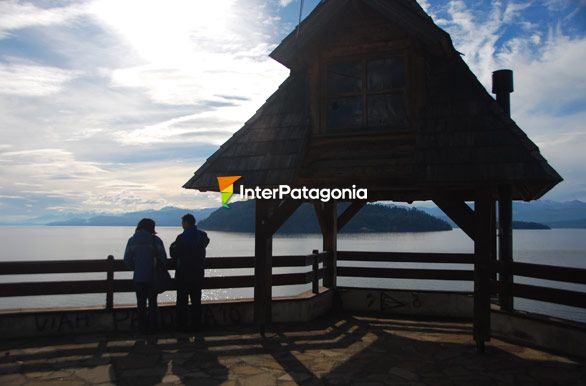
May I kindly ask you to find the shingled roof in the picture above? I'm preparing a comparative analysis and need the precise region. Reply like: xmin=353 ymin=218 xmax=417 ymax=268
xmin=184 ymin=0 xmax=562 ymax=201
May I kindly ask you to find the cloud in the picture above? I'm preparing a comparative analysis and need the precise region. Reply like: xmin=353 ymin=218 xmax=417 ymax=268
xmin=279 ymin=0 xmax=296 ymax=7
xmin=89 ymin=0 xmax=287 ymax=102
xmin=0 ymin=60 xmax=79 ymax=96
xmin=114 ymin=110 xmax=250 ymax=146
xmin=418 ymin=0 xmax=432 ymax=12
xmin=0 ymin=0 xmax=88 ymax=39
xmin=0 ymin=148 xmax=106 ymax=183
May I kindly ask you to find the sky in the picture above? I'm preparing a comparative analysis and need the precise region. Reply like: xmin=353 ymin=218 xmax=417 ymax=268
xmin=0 ymin=0 xmax=584 ymax=223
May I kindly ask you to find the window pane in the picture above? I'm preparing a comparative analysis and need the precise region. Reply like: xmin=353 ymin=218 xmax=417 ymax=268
xmin=327 ymin=62 xmax=362 ymax=95
xmin=367 ymin=94 xmax=407 ymax=127
xmin=327 ymin=96 xmax=363 ymax=129
xmin=367 ymin=57 xmax=405 ymax=91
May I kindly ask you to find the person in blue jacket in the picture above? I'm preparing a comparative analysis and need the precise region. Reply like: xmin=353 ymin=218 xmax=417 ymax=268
xmin=170 ymin=214 xmax=209 ymax=331
xmin=124 ymin=218 xmax=167 ymax=334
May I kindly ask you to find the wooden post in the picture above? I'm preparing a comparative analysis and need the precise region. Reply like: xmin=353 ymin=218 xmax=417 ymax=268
xmin=322 ymin=201 xmax=338 ymax=288
xmin=254 ymin=199 xmax=273 ymax=333
xmin=474 ymin=192 xmax=493 ymax=352
xmin=498 ymin=185 xmax=514 ymax=311
xmin=312 ymin=249 xmax=319 ymax=294
xmin=106 ymin=255 xmax=114 ymax=311
xmin=490 ymin=199 xmax=498 ymax=295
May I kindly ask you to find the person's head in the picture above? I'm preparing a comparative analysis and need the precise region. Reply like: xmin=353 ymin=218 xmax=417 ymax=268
xmin=136 ymin=218 xmax=156 ymax=234
xmin=182 ymin=213 xmax=196 ymax=229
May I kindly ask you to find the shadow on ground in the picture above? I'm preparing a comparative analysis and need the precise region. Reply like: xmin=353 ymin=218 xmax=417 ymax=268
xmin=0 ymin=313 xmax=584 ymax=385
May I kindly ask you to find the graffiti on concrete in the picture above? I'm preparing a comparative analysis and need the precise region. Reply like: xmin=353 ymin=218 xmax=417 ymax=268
xmin=30 ymin=304 xmax=245 ymax=334
xmin=364 ymin=291 xmax=423 ymax=312
xmin=380 ymin=292 xmax=406 ymax=311
xmin=411 ymin=292 xmax=422 ymax=308
xmin=112 ymin=308 xmax=175 ymax=331
xmin=35 ymin=312 xmax=91 ymax=333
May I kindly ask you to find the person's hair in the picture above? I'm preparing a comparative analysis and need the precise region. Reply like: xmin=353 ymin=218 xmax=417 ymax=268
xmin=182 ymin=213 xmax=196 ymax=226
xmin=136 ymin=218 xmax=156 ymax=234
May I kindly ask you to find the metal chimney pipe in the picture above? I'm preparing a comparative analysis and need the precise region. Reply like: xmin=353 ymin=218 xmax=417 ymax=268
xmin=493 ymin=69 xmax=515 ymax=312
xmin=492 ymin=69 xmax=514 ymax=117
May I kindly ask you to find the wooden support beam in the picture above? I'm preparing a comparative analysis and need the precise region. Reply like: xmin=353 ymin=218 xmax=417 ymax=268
xmin=266 ymin=198 xmax=302 ymax=236
xmin=254 ymin=198 xmax=301 ymax=334
xmin=434 ymin=199 xmax=476 ymax=239
xmin=317 ymin=201 xmax=338 ymax=288
xmin=498 ymin=185 xmax=514 ymax=311
xmin=254 ymin=199 xmax=274 ymax=332
xmin=313 ymin=201 xmax=326 ymax=235
xmin=337 ymin=200 xmax=366 ymax=231
xmin=473 ymin=191 xmax=494 ymax=352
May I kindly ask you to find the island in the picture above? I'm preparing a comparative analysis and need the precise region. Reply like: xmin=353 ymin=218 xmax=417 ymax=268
xmin=512 ymin=221 xmax=551 ymax=230
xmin=199 ymin=200 xmax=452 ymax=234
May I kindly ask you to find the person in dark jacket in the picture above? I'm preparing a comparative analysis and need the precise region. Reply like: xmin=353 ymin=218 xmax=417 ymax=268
xmin=170 ymin=214 xmax=209 ymax=331
xmin=124 ymin=218 xmax=167 ymax=334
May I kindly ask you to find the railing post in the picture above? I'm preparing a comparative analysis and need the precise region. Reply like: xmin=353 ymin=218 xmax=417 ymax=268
xmin=106 ymin=255 xmax=114 ymax=311
xmin=312 ymin=249 xmax=319 ymax=294
xmin=498 ymin=185 xmax=514 ymax=311
xmin=322 ymin=201 xmax=338 ymax=288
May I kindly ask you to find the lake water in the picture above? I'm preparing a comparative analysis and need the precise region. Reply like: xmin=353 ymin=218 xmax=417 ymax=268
xmin=0 ymin=226 xmax=585 ymax=323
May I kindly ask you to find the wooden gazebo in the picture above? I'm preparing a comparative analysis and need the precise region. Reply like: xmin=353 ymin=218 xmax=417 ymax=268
xmin=184 ymin=0 xmax=561 ymax=350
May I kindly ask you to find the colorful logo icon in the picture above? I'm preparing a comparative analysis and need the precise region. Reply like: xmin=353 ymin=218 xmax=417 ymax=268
xmin=217 ymin=176 xmax=241 ymax=208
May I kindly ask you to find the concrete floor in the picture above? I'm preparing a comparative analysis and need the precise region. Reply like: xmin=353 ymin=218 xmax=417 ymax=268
xmin=0 ymin=313 xmax=584 ymax=385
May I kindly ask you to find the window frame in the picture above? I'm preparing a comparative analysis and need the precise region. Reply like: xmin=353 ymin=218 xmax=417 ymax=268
xmin=320 ymin=51 xmax=412 ymax=135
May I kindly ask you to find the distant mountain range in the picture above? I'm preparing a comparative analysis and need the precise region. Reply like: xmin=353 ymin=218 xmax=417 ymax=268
xmin=6 ymin=199 xmax=584 ymax=230
xmin=200 ymin=200 xmax=452 ymax=233
xmin=417 ymin=199 xmax=586 ymax=229
xmin=47 ymin=207 xmax=215 ymax=227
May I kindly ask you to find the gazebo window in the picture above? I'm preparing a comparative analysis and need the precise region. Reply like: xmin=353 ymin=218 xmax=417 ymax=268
xmin=325 ymin=56 xmax=407 ymax=132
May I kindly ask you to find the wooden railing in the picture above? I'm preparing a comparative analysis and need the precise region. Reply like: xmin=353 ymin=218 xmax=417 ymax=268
xmin=494 ymin=261 xmax=586 ymax=310
xmin=336 ymin=250 xmax=586 ymax=315
xmin=0 ymin=252 xmax=329 ymax=310
xmin=2 ymin=250 xmax=585 ymax=317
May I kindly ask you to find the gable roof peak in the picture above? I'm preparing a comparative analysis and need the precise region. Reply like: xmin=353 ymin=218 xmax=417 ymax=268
xmin=270 ymin=0 xmax=453 ymax=68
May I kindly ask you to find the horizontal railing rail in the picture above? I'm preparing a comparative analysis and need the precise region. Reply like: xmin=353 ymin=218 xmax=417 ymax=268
xmin=496 ymin=261 xmax=586 ymax=285
xmin=0 ymin=252 xmax=330 ymax=309
xmin=494 ymin=261 xmax=586 ymax=310
xmin=0 ymin=254 xmax=328 ymax=275
xmin=337 ymin=267 xmax=473 ymax=281
xmin=508 ymin=283 xmax=586 ymax=309
xmin=0 ymin=271 xmax=328 ymax=297
xmin=337 ymin=251 xmax=474 ymax=282
xmin=337 ymin=251 xmax=474 ymax=264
